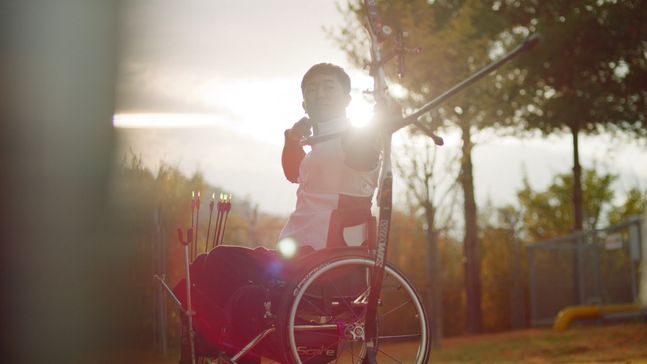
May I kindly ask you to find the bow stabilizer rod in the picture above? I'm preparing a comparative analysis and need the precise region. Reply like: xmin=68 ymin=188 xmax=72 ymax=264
xmin=393 ymin=33 xmax=542 ymax=133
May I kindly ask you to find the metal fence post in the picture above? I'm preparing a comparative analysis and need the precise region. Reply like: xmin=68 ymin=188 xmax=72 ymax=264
xmin=628 ymin=218 xmax=641 ymax=303
xmin=528 ymin=247 xmax=537 ymax=325
xmin=640 ymin=210 xmax=647 ymax=306
xmin=528 ymin=216 xmax=645 ymax=326
xmin=575 ymin=233 xmax=584 ymax=305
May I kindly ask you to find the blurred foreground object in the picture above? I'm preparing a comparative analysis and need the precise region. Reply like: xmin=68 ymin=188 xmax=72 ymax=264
xmin=1 ymin=1 xmax=120 ymax=362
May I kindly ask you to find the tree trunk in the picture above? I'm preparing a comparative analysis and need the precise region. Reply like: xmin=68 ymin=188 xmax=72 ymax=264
xmin=424 ymin=204 xmax=443 ymax=348
xmin=508 ymin=231 xmax=525 ymax=329
xmin=460 ymin=122 xmax=482 ymax=334
xmin=571 ymin=123 xmax=583 ymax=304
xmin=572 ymin=124 xmax=583 ymax=232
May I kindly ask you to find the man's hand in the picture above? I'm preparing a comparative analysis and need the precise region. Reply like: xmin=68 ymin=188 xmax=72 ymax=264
xmin=374 ymin=96 xmax=402 ymax=123
xmin=286 ymin=117 xmax=312 ymax=142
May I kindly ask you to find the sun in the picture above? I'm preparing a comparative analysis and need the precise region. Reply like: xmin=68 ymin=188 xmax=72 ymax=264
xmin=347 ymin=93 xmax=375 ymax=128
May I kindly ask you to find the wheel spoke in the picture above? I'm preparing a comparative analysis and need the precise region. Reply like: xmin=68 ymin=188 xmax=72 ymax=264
xmin=377 ymin=333 xmax=422 ymax=342
xmin=335 ymin=337 xmax=368 ymax=362
xmin=378 ymin=297 xmax=413 ymax=320
xmin=376 ymin=345 xmax=405 ymax=364
xmin=298 ymin=294 xmax=330 ymax=318
xmin=329 ymin=280 xmax=364 ymax=321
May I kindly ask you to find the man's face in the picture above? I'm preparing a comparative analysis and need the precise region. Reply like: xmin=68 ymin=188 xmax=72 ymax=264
xmin=302 ymin=73 xmax=350 ymax=123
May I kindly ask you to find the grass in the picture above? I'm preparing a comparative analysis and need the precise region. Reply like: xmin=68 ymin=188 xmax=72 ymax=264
xmin=109 ymin=322 xmax=647 ymax=363
xmin=430 ymin=322 xmax=647 ymax=363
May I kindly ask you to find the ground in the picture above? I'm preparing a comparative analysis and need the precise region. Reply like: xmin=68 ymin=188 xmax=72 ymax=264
xmin=107 ymin=321 xmax=647 ymax=363
xmin=429 ymin=322 xmax=647 ymax=363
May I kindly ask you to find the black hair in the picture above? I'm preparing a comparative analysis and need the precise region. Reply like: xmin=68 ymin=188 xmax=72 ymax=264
xmin=300 ymin=63 xmax=351 ymax=94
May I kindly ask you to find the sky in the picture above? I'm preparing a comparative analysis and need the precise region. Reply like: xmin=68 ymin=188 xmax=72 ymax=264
xmin=114 ymin=0 xmax=647 ymax=216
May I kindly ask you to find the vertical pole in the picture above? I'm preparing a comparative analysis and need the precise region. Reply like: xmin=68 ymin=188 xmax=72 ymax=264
xmin=572 ymin=125 xmax=583 ymax=232
xmin=184 ymin=229 xmax=196 ymax=364
xmin=571 ymin=125 xmax=583 ymax=306
xmin=528 ymin=247 xmax=537 ymax=326
xmin=212 ymin=194 xmax=224 ymax=250
xmin=592 ymin=231 xmax=603 ymax=304
xmin=427 ymin=228 xmax=442 ymax=348
xmin=509 ymin=232 xmax=524 ymax=329
xmin=190 ymin=192 xmax=195 ymax=259
xmin=575 ymin=234 xmax=585 ymax=305
xmin=152 ymin=210 xmax=160 ymax=353
xmin=205 ymin=193 xmax=215 ymax=253
xmin=639 ymin=210 xmax=647 ymax=306
xmin=193 ymin=192 xmax=201 ymax=259
xmin=461 ymin=122 xmax=482 ymax=334
xmin=219 ymin=194 xmax=232 ymax=247
xmin=628 ymin=219 xmax=640 ymax=302
xmin=156 ymin=206 xmax=168 ymax=356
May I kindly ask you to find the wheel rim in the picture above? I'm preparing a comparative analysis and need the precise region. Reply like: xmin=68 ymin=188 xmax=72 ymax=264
xmin=286 ymin=257 xmax=430 ymax=364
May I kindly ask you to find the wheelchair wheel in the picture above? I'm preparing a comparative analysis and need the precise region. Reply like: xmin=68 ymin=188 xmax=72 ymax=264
xmin=279 ymin=255 xmax=431 ymax=364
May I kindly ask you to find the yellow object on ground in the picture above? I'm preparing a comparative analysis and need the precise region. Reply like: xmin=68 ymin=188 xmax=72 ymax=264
xmin=553 ymin=304 xmax=644 ymax=331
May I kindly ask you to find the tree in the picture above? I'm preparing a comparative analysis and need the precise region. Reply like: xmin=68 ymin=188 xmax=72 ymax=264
xmin=334 ymin=0 xmax=517 ymax=334
xmin=386 ymin=209 xmax=468 ymax=337
xmin=477 ymin=168 xmax=642 ymax=331
xmin=394 ymin=132 xmax=460 ymax=347
xmin=477 ymin=199 xmax=529 ymax=331
xmin=335 ymin=0 xmax=647 ymax=335
xmin=496 ymin=0 xmax=647 ymax=232
xmin=516 ymin=167 xmax=617 ymax=242
xmin=607 ymin=187 xmax=647 ymax=225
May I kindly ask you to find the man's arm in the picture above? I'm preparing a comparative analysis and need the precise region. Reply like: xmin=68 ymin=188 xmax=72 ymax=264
xmin=342 ymin=125 xmax=380 ymax=171
xmin=282 ymin=131 xmax=305 ymax=183
xmin=342 ymin=97 xmax=400 ymax=171
xmin=282 ymin=118 xmax=310 ymax=183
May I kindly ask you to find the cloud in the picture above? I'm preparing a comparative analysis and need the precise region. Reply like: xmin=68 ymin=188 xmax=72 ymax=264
xmin=115 ymin=0 xmax=349 ymax=114
xmin=115 ymin=61 xmax=243 ymax=117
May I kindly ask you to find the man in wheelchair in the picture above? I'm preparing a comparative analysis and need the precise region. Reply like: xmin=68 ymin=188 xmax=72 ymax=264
xmin=175 ymin=63 xmax=391 ymax=364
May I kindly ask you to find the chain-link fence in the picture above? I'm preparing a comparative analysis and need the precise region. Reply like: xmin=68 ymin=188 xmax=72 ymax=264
xmin=528 ymin=216 xmax=643 ymax=326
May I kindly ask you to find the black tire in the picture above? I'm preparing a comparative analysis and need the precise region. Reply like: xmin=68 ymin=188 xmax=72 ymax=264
xmin=277 ymin=254 xmax=431 ymax=364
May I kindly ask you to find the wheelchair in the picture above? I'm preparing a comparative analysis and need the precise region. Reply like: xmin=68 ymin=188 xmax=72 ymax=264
xmin=165 ymin=212 xmax=432 ymax=364
xmin=275 ymin=248 xmax=431 ymax=364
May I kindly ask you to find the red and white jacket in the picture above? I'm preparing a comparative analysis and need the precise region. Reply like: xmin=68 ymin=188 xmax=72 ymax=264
xmin=279 ymin=118 xmax=380 ymax=250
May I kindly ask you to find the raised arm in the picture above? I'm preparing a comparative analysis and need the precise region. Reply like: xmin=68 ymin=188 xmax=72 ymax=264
xmin=281 ymin=118 xmax=310 ymax=183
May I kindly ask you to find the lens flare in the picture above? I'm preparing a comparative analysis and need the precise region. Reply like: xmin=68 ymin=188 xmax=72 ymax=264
xmin=278 ymin=238 xmax=297 ymax=258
